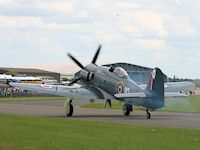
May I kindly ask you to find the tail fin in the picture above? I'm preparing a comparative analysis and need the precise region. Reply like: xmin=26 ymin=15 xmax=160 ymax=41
xmin=146 ymin=68 xmax=164 ymax=98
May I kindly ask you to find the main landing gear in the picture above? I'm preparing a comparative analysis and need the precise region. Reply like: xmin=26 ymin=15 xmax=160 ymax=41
xmin=64 ymin=98 xmax=73 ymax=117
xmin=146 ymin=109 xmax=151 ymax=119
xmin=122 ymin=103 xmax=152 ymax=119
xmin=122 ymin=103 xmax=133 ymax=116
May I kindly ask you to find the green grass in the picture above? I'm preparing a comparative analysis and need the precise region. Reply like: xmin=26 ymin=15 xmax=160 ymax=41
xmin=0 ymin=114 xmax=199 ymax=150
xmin=82 ymin=96 xmax=200 ymax=113
xmin=0 ymin=96 xmax=66 ymax=102
xmin=162 ymin=96 xmax=200 ymax=113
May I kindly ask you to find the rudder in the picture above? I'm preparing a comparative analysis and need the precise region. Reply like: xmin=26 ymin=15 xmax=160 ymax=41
xmin=146 ymin=68 xmax=164 ymax=99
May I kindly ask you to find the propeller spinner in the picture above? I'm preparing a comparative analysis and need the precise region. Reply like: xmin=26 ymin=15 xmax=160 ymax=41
xmin=67 ymin=45 xmax=102 ymax=85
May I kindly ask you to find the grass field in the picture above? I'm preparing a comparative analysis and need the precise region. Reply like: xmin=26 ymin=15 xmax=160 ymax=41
xmin=0 ymin=96 xmax=66 ymax=102
xmin=82 ymin=96 xmax=200 ymax=113
xmin=0 ymin=114 xmax=199 ymax=150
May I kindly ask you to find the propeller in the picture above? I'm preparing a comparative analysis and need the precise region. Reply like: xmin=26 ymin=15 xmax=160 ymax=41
xmin=67 ymin=45 xmax=102 ymax=85
xmin=92 ymin=45 xmax=101 ymax=64
xmin=67 ymin=77 xmax=81 ymax=86
xmin=67 ymin=53 xmax=84 ymax=69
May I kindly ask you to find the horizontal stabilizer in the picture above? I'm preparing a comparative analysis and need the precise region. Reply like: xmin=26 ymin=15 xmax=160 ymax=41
xmin=164 ymin=92 xmax=187 ymax=98
xmin=114 ymin=93 xmax=146 ymax=98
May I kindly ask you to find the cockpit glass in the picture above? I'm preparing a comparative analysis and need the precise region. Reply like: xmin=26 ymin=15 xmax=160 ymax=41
xmin=113 ymin=67 xmax=128 ymax=78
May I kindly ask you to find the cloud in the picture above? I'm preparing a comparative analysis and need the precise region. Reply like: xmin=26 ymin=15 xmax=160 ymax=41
xmin=0 ymin=0 xmax=10 ymax=5
xmin=116 ymin=2 xmax=139 ymax=9
xmin=153 ymin=49 xmax=177 ymax=62
xmin=0 ymin=15 xmax=42 ymax=29
xmin=163 ymin=14 xmax=197 ymax=37
xmin=133 ymin=11 xmax=167 ymax=38
xmin=0 ymin=15 xmax=92 ymax=31
xmin=0 ymin=0 xmax=200 ymax=78
xmin=37 ymin=2 xmax=73 ymax=13
xmin=133 ymin=39 xmax=166 ymax=49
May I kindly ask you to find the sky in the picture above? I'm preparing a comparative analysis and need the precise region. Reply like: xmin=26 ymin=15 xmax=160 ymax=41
xmin=0 ymin=0 xmax=200 ymax=79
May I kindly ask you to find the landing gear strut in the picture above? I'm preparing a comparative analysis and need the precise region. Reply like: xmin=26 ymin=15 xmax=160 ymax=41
xmin=64 ymin=98 xmax=73 ymax=117
xmin=104 ymin=99 xmax=112 ymax=108
xmin=123 ymin=103 xmax=133 ymax=116
xmin=146 ymin=109 xmax=151 ymax=119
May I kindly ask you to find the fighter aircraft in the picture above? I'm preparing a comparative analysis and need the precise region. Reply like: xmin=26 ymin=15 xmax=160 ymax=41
xmin=9 ymin=45 xmax=186 ymax=119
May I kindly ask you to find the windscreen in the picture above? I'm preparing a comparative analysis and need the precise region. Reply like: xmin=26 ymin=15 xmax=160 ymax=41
xmin=113 ymin=67 xmax=128 ymax=78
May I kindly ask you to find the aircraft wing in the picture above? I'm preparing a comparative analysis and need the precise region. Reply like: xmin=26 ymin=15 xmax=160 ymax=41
xmin=0 ymin=83 xmax=10 ymax=88
xmin=114 ymin=93 xmax=146 ymax=98
xmin=9 ymin=82 xmax=114 ymax=100
xmin=114 ymin=92 xmax=187 ymax=99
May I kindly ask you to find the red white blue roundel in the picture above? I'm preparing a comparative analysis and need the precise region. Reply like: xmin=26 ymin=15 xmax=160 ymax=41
xmin=116 ymin=82 xmax=124 ymax=93
xmin=41 ymin=84 xmax=52 ymax=89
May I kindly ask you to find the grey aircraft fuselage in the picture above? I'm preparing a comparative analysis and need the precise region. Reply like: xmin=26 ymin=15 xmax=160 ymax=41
xmin=80 ymin=64 xmax=164 ymax=110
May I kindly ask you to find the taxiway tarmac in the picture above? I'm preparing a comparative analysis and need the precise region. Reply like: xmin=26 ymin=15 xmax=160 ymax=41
xmin=0 ymin=100 xmax=200 ymax=129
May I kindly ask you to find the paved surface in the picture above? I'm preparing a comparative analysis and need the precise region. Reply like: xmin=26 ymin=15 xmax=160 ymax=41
xmin=0 ymin=100 xmax=200 ymax=129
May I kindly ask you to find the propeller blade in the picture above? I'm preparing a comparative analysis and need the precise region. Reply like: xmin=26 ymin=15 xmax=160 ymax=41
xmin=68 ymin=77 xmax=81 ymax=86
xmin=92 ymin=45 xmax=101 ymax=64
xmin=67 ymin=53 xmax=84 ymax=69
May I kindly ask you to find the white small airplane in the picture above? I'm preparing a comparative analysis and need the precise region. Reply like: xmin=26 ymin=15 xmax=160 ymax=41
xmin=0 ymin=74 xmax=43 ymax=85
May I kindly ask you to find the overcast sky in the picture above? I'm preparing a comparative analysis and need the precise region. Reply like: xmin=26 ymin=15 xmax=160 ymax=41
xmin=0 ymin=0 xmax=199 ymax=78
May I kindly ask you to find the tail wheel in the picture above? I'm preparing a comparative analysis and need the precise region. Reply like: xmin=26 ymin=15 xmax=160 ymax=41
xmin=123 ymin=104 xmax=132 ymax=116
xmin=64 ymin=100 xmax=74 ymax=117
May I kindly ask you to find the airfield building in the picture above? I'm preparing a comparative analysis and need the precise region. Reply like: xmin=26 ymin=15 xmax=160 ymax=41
xmin=103 ymin=63 xmax=168 ymax=84
xmin=0 ymin=67 xmax=60 ymax=83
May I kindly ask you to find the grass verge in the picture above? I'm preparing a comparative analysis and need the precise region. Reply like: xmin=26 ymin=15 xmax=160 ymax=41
xmin=0 ymin=114 xmax=199 ymax=150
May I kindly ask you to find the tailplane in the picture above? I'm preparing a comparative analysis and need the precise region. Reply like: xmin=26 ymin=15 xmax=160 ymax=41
xmin=146 ymin=68 xmax=164 ymax=107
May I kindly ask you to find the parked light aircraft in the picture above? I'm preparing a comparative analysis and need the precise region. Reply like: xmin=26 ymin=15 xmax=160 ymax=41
xmin=0 ymin=74 xmax=43 ymax=87
xmin=9 ymin=45 xmax=187 ymax=119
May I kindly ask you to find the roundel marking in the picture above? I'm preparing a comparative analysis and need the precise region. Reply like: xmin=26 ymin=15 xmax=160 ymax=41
xmin=116 ymin=81 xmax=124 ymax=93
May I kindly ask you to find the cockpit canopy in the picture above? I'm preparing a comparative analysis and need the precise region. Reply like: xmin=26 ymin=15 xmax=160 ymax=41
xmin=113 ymin=67 xmax=128 ymax=78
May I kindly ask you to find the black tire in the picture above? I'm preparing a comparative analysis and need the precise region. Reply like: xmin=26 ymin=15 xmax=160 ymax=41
xmin=123 ymin=104 xmax=132 ymax=116
xmin=66 ymin=104 xmax=73 ymax=117
xmin=146 ymin=112 xmax=151 ymax=119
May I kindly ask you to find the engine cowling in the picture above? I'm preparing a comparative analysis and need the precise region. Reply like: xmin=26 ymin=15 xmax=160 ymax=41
xmin=80 ymin=70 xmax=94 ymax=81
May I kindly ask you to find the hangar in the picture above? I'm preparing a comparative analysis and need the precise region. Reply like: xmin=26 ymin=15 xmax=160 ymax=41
xmin=103 ymin=63 xmax=168 ymax=84
xmin=0 ymin=67 xmax=60 ymax=83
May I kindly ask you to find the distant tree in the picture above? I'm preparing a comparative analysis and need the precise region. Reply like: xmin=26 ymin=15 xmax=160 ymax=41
xmin=5 ymin=71 xmax=17 ymax=76
xmin=168 ymin=76 xmax=193 ymax=82
xmin=62 ymin=77 xmax=70 ymax=81
xmin=193 ymin=79 xmax=200 ymax=87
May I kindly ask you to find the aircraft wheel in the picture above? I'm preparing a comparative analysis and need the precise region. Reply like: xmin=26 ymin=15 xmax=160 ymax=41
xmin=123 ymin=104 xmax=132 ymax=116
xmin=67 ymin=103 xmax=73 ymax=117
xmin=64 ymin=100 xmax=73 ymax=117
xmin=146 ymin=109 xmax=151 ymax=119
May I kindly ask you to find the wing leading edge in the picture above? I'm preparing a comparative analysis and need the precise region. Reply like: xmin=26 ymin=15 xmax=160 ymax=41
xmin=9 ymin=82 xmax=113 ymax=100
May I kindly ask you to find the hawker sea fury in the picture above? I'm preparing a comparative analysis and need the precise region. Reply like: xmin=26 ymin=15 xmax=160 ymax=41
xmin=9 ymin=45 xmax=187 ymax=119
